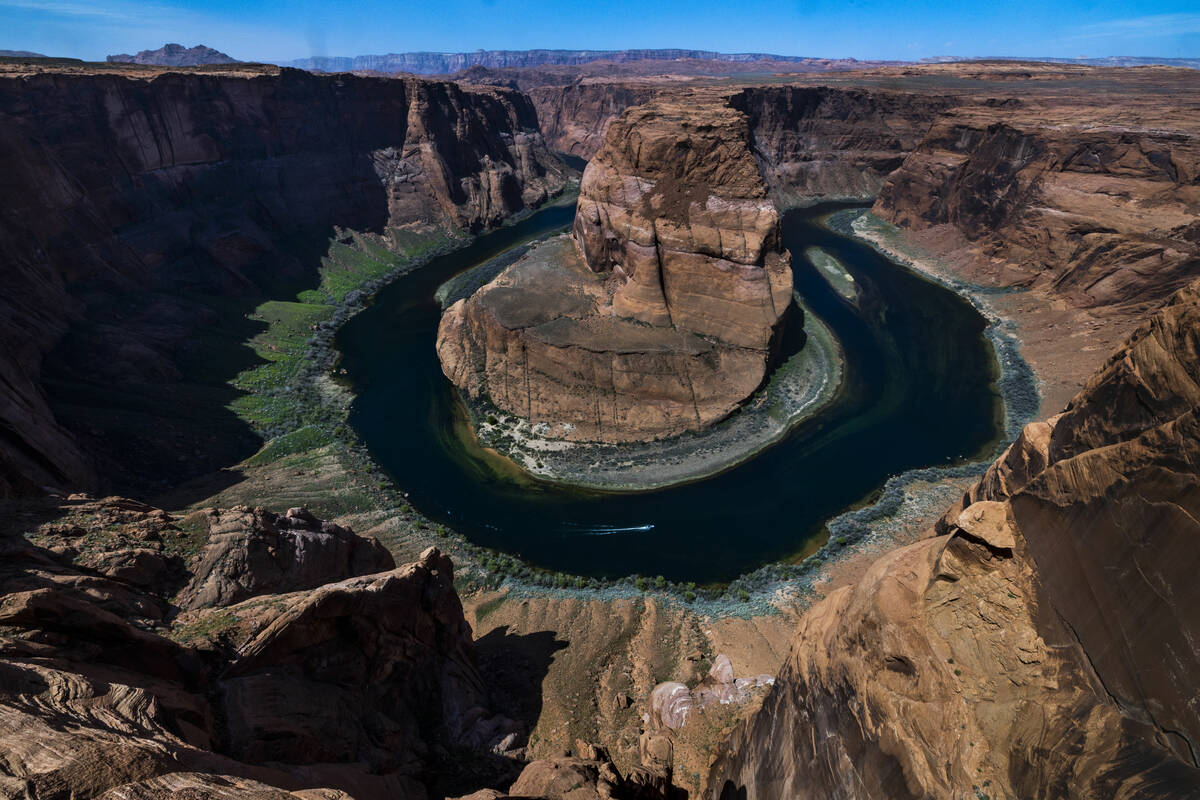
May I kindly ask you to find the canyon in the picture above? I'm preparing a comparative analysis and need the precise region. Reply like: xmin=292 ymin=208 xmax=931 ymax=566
xmin=0 ymin=54 xmax=1198 ymax=800
xmin=0 ymin=63 xmax=566 ymax=496
xmin=711 ymin=278 xmax=1200 ymax=798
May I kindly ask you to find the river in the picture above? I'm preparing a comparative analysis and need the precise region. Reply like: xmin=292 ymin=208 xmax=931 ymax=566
xmin=338 ymin=202 xmax=1001 ymax=583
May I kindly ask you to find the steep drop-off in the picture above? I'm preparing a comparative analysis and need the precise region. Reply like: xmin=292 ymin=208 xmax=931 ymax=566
xmin=438 ymin=97 xmax=794 ymax=443
xmin=874 ymin=101 xmax=1200 ymax=309
xmin=710 ymin=278 xmax=1200 ymax=799
xmin=529 ymin=82 xmax=659 ymax=157
xmin=729 ymin=85 xmax=956 ymax=202
xmin=0 ymin=497 xmax=526 ymax=799
xmin=0 ymin=66 xmax=567 ymax=496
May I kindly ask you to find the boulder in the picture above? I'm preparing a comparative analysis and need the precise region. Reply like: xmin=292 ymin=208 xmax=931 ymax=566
xmin=176 ymin=506 xmax=394 ymax=611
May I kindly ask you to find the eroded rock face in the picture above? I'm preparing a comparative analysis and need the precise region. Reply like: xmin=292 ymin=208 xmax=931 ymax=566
xmin=0 ymin=497 xmax=514 ymax=799
xmin=0 ymin=67 xmax=567 ymax=496
xmin=709 ymin=279 xmax=1200 ymax=799
xmin=729 ymin=86 xmax=956 ymax=202
xmin=176 ymin=506 xmax=394 ymax=611
xmin=874 ymin=104 xmax=1200 ymax=309
xmin=438 ymin=96 xmax=794 ymax=443
xmin=529 ymin=82 xmax=660 ymax=157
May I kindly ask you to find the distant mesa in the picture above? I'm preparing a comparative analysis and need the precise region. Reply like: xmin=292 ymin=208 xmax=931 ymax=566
xmin=285 ymin=47 xmax=883 ymax=75
xmin=0 ymin=49 xmax=48 ymax=58
xmin=919 ymin=54 xmax=1200 ymax=69
xmin=106 ymin=43 xmax=239 ymax=66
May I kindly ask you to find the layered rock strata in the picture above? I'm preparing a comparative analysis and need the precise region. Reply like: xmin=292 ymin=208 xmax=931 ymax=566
xmin=438 ymin=98 xmax=794 ymax=443
xmin=0 ymin=497 xmax=517 ymax=799
xmin=529 ymin=82 xmax=660 ymax=157
xmin=874 ymin=101 xmax=1200 ymax=309
xmin=0 ymin=66 xmax=567 ymax=496
xmin=710 ymin=279 xmax=1200 ymax=799
xmin=729 ymin=86 xmax=957 ymax=201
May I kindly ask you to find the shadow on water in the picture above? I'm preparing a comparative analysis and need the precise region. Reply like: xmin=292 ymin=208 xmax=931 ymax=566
xmin=339 ymin=202 xmax=1002 ymax=583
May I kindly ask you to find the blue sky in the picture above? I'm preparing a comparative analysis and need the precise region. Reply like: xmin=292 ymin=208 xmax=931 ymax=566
xmin=2 ymin=0 xmax=1197 ymax=63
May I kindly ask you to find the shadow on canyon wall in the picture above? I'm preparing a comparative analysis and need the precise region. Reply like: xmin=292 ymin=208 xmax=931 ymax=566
xmin=1 ymin=69 xmax=566 ymax=501
xmin=475 ymin=625 xmax=570 ymax=738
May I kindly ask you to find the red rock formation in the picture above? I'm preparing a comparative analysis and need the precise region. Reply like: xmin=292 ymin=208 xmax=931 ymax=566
xmin=729 ymin=86 xmax=956 ymax=201
xmin=0 ymin=67 xmax=567 ymax=496
xmin=529 ymin=82 xmax=659 ymax=157
xmin=438 ymin=96 xmax=794 ymax=443
xmin=0 ymin=497 xmax=517 ymax=799
xmin=709 ymin=279 xmax=1200 ymax=799
xmin=175 ymin=505 xmax=394 ymax=610
xmin=874 ymin=100 xmax=1200 ymax=308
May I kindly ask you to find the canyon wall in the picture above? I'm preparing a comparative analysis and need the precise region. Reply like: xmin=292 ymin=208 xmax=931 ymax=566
xmin=710 ymin=278 xmax=1200 ymax=799
xmin=874 ymin=102 xmax=1200 ymax=309
xmin=0 ymin=67 xmax=567 ymax=496
xmin=438 ymin=96 xmax=794 ymax=443
xmin=729 ymin=86 xmax=956 ymax=202
xmin=529 ymin=82 xmax=659 ymax=157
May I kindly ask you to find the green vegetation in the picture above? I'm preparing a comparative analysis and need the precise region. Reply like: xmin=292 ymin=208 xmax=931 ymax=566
xmin=230 ymin=300 xmax=335 ymax=432
xmin=167 ymin=608 xmax=241 ymax=643
xmin=318 ymin=228 xmax=455 ymax=304
xmin=228 ymin=225 xmax=460 ymax=464
xmin=474 ymin=595 xmax=507 ymax=622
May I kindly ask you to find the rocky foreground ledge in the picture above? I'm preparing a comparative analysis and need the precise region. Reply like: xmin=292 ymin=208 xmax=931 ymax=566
xmin=710 ymin=278 xmax=1200 ymax=798
xmin=438 ymin=96 xmax=796 ymax=445
xmin=0 ymin=494 xmax=699 ymax=799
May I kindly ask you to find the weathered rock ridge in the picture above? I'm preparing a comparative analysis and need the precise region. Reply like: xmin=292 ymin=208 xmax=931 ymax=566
xmin=0 ymin=497 xmax=519 ymax=799
xmin=729 ymin=86 xmax=957 ymax=201
xmin=0 ymin=66 xmax=567 ymax=496
xmin=438 ymin=97 xmax=794 ymax=443
xmin=874 ymin=101 xmax=1200 ymax=310
xmin=710 ymin=278 xmax=1200 ymax=798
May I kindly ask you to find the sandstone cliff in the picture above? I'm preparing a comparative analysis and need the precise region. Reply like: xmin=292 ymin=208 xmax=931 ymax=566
xmin=0 ymin=497 xmax=517 ymax=799
xmin=0 ymin=67 xmax=567 ymax=496
xmin=710 ymin=278 xmax=1200 ymax=799
xmin=529 ymin=82 xmax=659 ymax=157
xmin=874 ymin=96 xmax=1200 ymax=309
xmin=438 ymin=96 xmax=794 ymax=443
xmin=729 ymin=86 xmax=956 ymax=201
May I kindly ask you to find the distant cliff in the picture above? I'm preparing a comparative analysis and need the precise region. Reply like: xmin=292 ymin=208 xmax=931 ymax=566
xmin=874 ymin=102 xmax=1200 ymax=310
xmin=107 ymin=43 xmax=240 ymax=66
xmin=0 ymin=67 xmax=566 ymax=495
xmin=529 ymin=82 xmax=661 ymax=157
xmin=287 ymin=48 xmax=882 ymax=75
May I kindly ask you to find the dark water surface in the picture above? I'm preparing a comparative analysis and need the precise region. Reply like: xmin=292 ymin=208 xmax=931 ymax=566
xmin=338 ymin=203 xmax=1001 ymax=583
